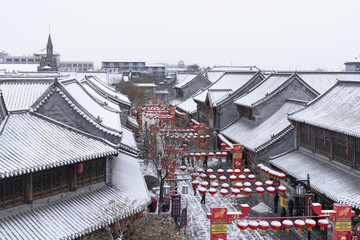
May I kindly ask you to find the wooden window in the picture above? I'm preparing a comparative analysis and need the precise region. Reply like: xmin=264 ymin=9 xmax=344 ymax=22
xmin=0 ymin=176 xmax=24 ymax=210
xmin=315 ymin=127 xmax=329 ymax=157
xmin=332 ymin=134 xmax=352 ymax=167
xmin=77 ymin=158 xmax=106 ymax=187
xmin=299 ymin=123 xmax=312 ymax=150
xmin=242 ymin=107 xmax=255 ymax=120
xmin=32 ymin=166 xmax=70 ymax=200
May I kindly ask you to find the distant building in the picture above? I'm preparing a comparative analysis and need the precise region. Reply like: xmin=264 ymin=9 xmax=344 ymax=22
xmin=59 ymin=61 xmax=94 ymax=71
xmin=345 ymin=58 xmax=360 ymax=71
xmin=38 ymin=34 xmax=58 ymax=71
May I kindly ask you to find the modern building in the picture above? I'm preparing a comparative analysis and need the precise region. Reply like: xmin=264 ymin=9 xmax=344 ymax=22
xmin=345 ymin=58 xmax=360 ymax=71
xmin=59 ymin=61 xmax=94 ymax=71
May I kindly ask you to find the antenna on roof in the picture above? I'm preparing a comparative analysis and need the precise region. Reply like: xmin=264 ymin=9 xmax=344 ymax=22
xmin=48 ymin=24 xmax=51 ymax=34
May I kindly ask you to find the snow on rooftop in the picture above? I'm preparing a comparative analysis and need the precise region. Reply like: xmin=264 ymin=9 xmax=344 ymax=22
xmin=270 ymin=148 xmax=360 ymax=209
xmin=176 ymin=73 xmax=197 ymax=85
xmin=0 ymin=113 xmax=117 ymax=179
xmin=0 ymin=79 xmax=53 ymax=111
xmin=0 ymin=64 xmax=38 ymax=72
xmin=192 ymin=89 xmax=208 ymax=103
xmin=289 ymin=81 xmax=360 ymax=138
xmin=174 ymin=73 xmax=198 ymax=88
xmin=221 ymin=101 xmax=304 ymax=151
xmin=177 ymin=97 xmax=197 ymax=114
xmin=297 ymin=72 xmax=360 ymax=95
xmin=121 ymin=127 xmax=138 ymax=151
xmin=134 ymin=83 xmax=157 ymax=87
xmin=61 ymin=80 xmax=122 ymax=134
xmin=210 ymin=66 xmax=259 ymax=72
xmin=206 ymin=71 xmax=225 ymax=83
xmin=234 ymin=74 xmax=291 ymax=107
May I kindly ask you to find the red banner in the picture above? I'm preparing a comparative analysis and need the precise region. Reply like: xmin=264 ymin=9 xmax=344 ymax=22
xmin=332 ymin=205 xmax=352 ymax=240
xmin=170 ymin=107 xmax=176 ymax=129
xmin=198 ymin=124 xmax=205 ymax=152
xmin=232 ymin=144 xmax=243 ymax=170
xmin=209 ymin=207 xmax=227 ymax=240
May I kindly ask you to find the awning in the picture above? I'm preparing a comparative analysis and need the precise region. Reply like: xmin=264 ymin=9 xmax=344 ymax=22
xmin=270 ymin=149 xmax=360 ymax=210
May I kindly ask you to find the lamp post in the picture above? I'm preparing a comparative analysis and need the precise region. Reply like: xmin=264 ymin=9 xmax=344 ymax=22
xmin=295 ymin=174 xmax=314 ymax=240
xmin=212 ymin=130 xmax=218 ymax=150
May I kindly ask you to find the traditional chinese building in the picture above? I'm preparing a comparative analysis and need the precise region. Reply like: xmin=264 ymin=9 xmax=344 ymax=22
xmin=0 ymin=76 xmax=149 ymax=239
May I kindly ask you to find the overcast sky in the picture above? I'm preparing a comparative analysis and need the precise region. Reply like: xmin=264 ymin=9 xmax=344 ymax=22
xmin=1 ymin=0 xmax=359 ymax=70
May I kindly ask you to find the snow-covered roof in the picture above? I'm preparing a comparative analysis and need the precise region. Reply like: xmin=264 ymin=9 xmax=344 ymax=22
xmin=174 ymin=73 xmax=199 ymax=88
xmin=0 ymin=113 xmax=117 ymax=179
xmin=176 ymin=73 xmax=198 ymax=85
xmin=0 ymin=79 xmax=53 ymax=111
xmin=221 ymin=101 xmax=304 ymax=152
xmin=296 ymin=72 xmax=360 ymax=95
xmin=234 ymin=73 xmax=292 ymax=107
xmin=33 ymin=48 xmax=60 ymax=56
xmin=121 ymin=127 xmax=138 ymax=151
xmin=206 ymin=71 xmax=225 ymax=83
xmin=288 ymin=80 xmax=360 ymax=138
xmin=270 ymin=148 xmax=360 ymax=209
xmin=344 ymin=58 xmax=360 ymax=64
xmin=0 ymin=64 xmax=38 ymax=72
xmin=208 ymin=89 xmax=232 ymax=107
xmin=80 ymin=79 xmax=121 ymax=112
xmin=192 ymin=89 xmax=208 ymax=103
xmin=134 ymin=82 xmax=157 ymax=87
xmin=61 ymin=79 xmax=122 ymax=134
xmin=127 ymin=115 xmax=139 ymax=128
xmin=84 ymin=75 xmax=131 ymax=106
xmin=208 ymin=72 xmax=258 ymax=91
xmin=210 ymin=66 xmax=259 ymax=72
xmin=177 ymin=97 xmax=197 ymax=114
xmin=145 ymin=63 xmax=165 ymax=67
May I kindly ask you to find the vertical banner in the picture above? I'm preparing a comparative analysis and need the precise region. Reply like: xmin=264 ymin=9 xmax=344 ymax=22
xmin=209 ymin=207 xmax=228 ymax=240
xmin=332 ymin=204 xmax=352 ymax=240
xmin=305 ymin=194 xmax=314 ymax=217
xmin=170 ymin=107 xmax=176 ymax=129
xmin=138 ymin=108 xmax=143 ymax=131
xmin=166 ymin=147 xmax=176 ymax=194
xmin=198 ymin=123 xmax=205 ymax=152
xmin=232 ymin=144 xmax=243 ymax=170
xmin=180 ymin=207 xmax=187 ymax=228
xmin=171 ymin=195 xmax=181 ymax=218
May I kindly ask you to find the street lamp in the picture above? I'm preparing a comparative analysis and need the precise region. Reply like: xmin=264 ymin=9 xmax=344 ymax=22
xmin=212 ymin=130 xmax=218 ymax=150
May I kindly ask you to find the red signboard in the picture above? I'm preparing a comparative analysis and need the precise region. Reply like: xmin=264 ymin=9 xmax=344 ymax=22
xmin=305 ymin=194 xmax=314 ymax=217
xmin=170 ymin=107 xmax=176 ymax=129
xmin=232 ymin=144 xmax=243 ymax=170
xmin=209 ymin=207 xmax=227 ymax=240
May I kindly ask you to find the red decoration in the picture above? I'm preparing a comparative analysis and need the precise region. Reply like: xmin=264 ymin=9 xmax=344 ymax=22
xmin=248 ymin=174 xmax=256 ymax=181
xmin=197 ymin=168 xmax=204 ymax=175
xmin=208 ymin=152 xmax=215 ymax=157
xmin=229 ymin=175 xmax=237 ymax=184
xmin=282 ymin=220 xmax=293 ymax=232
xmin=219 ymin=176 xmax=227 ymax=182
xmin=215 ymin=152 xmax=222 ymax=157
xmin=209 ymin=174 xmax=217 ymax=182
xmin=317 ymin=219 xmax=329 ymax=231
xmin=267 ymin=186 xmax=276 ymax=196
xmin=244 ymin=188 xmax=252 ymax=197
xmin=217 ymin=169 xmax=225 ymax=176
xmin=211 ymin=182 xmax=219 ymax=189
xmin=200 ymin=173 xmax=207 ymax=181
xmin=192 ymin=180 xmax=200 ymax=189
xmin=206 ymin=169 xmax=214 ymax=175
xmin=259 ymin=221 xmax=269 ymax=233
xmin=220 ymin=189 xmax=228 ymax=198
xmin=243 ymin=168 xmax=250 ymax=175
xmin=256 ymin=187 xmax=265 ymax=196
xmin=198 ymin=187 xmax=207 ymax=196
xmin=238 ymin=174 xmax=246 ymax=182
xmin=248 ymin=221 xmax=259 ymax=232
xmin=270 ymin=221 xmax=282 ymax=233
xmin=179 ymin=165 xmax=187 ymax=172
xmin=201 ymin=181 xmax=209 ymax=188
xmin=209 ymin=188 xmax=217 ymax=197
xmin=294 ymin=220 xmax=305 ymax=232
xmin=221 ymin=152 xmax=227 ymax=158
xmin=221 ymin=183 xmax=230 ymax=190
xmin=237 ymin=222 xmax=248 ymax=233
xmin=305 ymin=219 xmax=316 ymax=232
xmin=226 ymin=169 xmax=234 ymax=175
xmin=76 ymin=163 xmax=83 ymax=174
xmin=232 ymin=188 xmax=240 ymax=197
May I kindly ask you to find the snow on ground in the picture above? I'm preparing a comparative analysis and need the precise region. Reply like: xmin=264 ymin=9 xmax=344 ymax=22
xmin=251 ymin=202 xmax=272 ymax=214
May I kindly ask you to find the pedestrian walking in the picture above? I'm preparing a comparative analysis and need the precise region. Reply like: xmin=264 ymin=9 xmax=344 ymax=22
xmin=203 ymin=155 xmax=208 ymax=168
xmin=288 ymin=198 xmax=294 ymax=217
xmin=200 ymin=193 xmax=206 ymax=204
xmin=193 ymin=185 xmax=196 ymax=196
xmin=274 ymin=192 xmax=279 ymax=213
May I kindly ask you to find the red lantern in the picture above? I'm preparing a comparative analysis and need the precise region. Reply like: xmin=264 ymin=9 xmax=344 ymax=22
xmin=234 ymin=182 xmax=243 ymax=189
xmin=201 ymin=152 xmax=207 ymax=157
xmin=277 ymin=173 xmax=286 ymax=180
xmin=192 ymin=180 xmax=200 ymax=189
xmin=259 ymin=221 xmax=269 ymax=233
xmin=215 ymin=152 xmax=222 ymax=158
xmin=200 ymin=173 xmax=207 ymax=180
xmin=238 ymin=174 xmax=246 ymax=182
xmin=257 ymin=163 xmax=264 ymax=169
xmin=234 ymin=169 xmax=241 ymax=176
xmin=248 ymin=174 xmax=256 ymax=181
xmin=179 ymin=165 xmax=187 ymax=172
xmin=270 ymin=221 xmax=282 ymax=233
xmin=243 ymin=168 xmax=250 ymax=176
xmin=208 ymin=152 xmax=215 ymax=157
xmin=220 ymin=189 xmax=228 ymax=198
xmin=305 ymin=219 xmax=316 ymax=232
xmin=221 ymin=183 xmax=230 ymax=189
xmin=237 ymin=221 xmax=248 ymax=233
xmin=294 ymin=220 xmax=305 ymax=232
xmin=209 ymin=174 xmax=217 ymax=182
xmin=76 ymin=163 xmax=83 ymax=173
xmin=232 ymin=188 xmax=240 ymax=197
xmin=265 ymin=180 xmax=273 ymax=187
xmin=267 ymin=186 xmax=276 ymax=196
xmin=221 ymin=143 xmax=227 ymax=150
xmin=229 ymin=175 xmax=237 ymax=184
xmin=189 ymin=152 xmax=195 ymax=157
xmin=198 ymin=187 xmax=207 ymax=196
xmin=227 ymin=169 xmax=234 ymax=175
xmin=244 ymin=187 xmax=252 ymax=197
xmin=282 ymin=220 xmax=293 ymax=232
xmin=182 ymin=144 xmax=188 ymax=151
xmin=217 ymin=169 xmax=225 ymax=176
xmin=221 ymin=152 xmax=227 ymax=158
xmin=243 ymin=182 xmax=252 ymax=188
xmin=277 ymin=185 xmax=286 ymax=196
xmin=206 ymin=169 xmax=214 ymax=175
xmin=197 ymin=168 xmax=204 ymax=175
xmin=208 ymin=188 xmax=217 ymax=197
xmin=256 ymin=187 xmax=265 ymax=196
xmin=248 ymin=221 xmax=259 ymax=232
xmin=211 ymin=182 xmax=219 ymax=189
xmin=195 ymin=153 xmax=201 ymax=158
xmin=191 ymin=173 xmax=197 ymax=181
xmin=201 ymin=181 xmax=209 ymax=188
xmin=255 ymin=181 xmax=263 ymax=187
xmin=317 ymin=219 xmax=329 ymax=231
xmin=219 ymin=176 xmax=227 ymax=182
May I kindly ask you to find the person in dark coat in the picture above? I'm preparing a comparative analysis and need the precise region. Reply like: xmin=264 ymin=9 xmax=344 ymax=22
xmin=274 ymin=192 xmax=279 ymax=213
xmin=281 ymin=207 xmax=286 ymax=217
xmin=203 ymin=155 xmax=208 ymax=168
xmin=288 ymin=198 xmax=294 ymax=216
xmin=193 ymin=185 xmax=196 ymax=196
xmin=200 ymin=193 xmax=206 ymax=204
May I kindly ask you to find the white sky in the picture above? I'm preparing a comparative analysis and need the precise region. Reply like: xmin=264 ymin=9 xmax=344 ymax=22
xmin=1 ymin=0 xmax=360 ymax=70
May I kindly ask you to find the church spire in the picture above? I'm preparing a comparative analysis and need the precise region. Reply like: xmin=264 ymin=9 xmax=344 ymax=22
xmin=46 ymin=34 xmax=53 ymax=57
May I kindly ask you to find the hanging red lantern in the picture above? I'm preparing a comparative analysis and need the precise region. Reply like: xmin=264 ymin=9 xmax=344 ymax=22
xmin=234 ymin=182 xmax=243 ymax=189
xmin=267 ymin=186 xmax=276 ymax=196
xmin=195 ymin=153 xmax=201 ymax=158
xmin=270 ymin=221 xmax=282 ymax=233
xmin=244 ymin=188 xmax=252 ymax=197
xmin=211 ymin=182 xmax=219 ymax=189
xmin=248 ymin=221 xmax=259 ymax=233
xmin=229 ymin=175 xmax=237 ymax=184
xmin=197 ymin=168 xmax=204 ymax=175
xmin=294 ymin=220 xmax=305 ymax=232
xmin=256 ymin=187 xmax=265 ymax=196
xmin=221 ymin=152 xmax=227 ymax=158
xmin=192 ymin=180 xmax=200 ymax=189
xmin=243 ymin=182 xmax=252 ymax=188
xmin=226 ymin=169 xmax=234 ymax=175
xmin=232 ymin=188 xmax=240 ymax=197
xmin=237 ymin=221 xmax=248 ymax=233
xmin=317 ymin=219 xmax=329 ymax=231
xmin=220 ymin=189 xmax=228 ymax=198
xmin=248 ymin=174 xmax=256 ymax=181
xmin=179 ymin=165 xmax=187 ymax=172
xmin=255 ymin=181 xmax=263 ymax=187
xmin=265 ymin=180 xmax=273 ymax=187
xmin=221 ymin=183 xmax=230 ymax=190
xmin=76 ymin=163 xmax=83 ymax=174
xmin=234 ymin=169 xmax=241 ymax=176
xmin=215 ymin=152 xmax=222 ymax=158
xmin=257 ymin=163 xmax=264 ymax=169
xmin=305 ymin=219 xmax=316 ymax=232
xmin=189 ymin=152 xmax=195 ymax=158
xmin=238 ymin=174 xmax=246 ymax=182
xmin=219 ymin=176 xmax=227 ymax=182
xmin=208 ymin=188 xmax=217 ymax=197
xmin=209 ymin=174 xmax=217 ymax=182
xmin=282 ymin=220 xmax=293 ymax=232
xmin=217 ymin=169 xmax=225 ymax=176
xmin=243 ymin=168 xmax=251 ymax=176
xmin=259 ymin=221 xmax=269 ymax=233
xmin=191 ymin=172 xmax=197 ymax=181
xmin=201 ymin=181 xmax=209 ymax=188
xmin=278 ymin=173 xmax=286 ymax=180
xmin=198 ymin=187 xmax=207 ymax=196
xmin=200 ymin=173 xmax=207 ymax=181
xmin=208 ymin=152 xmax=215 ymax=157
xmin=277 ymin=185 xmax=287 ymax=196
xmin=206 ymin=169 xmax=214 ymax=175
